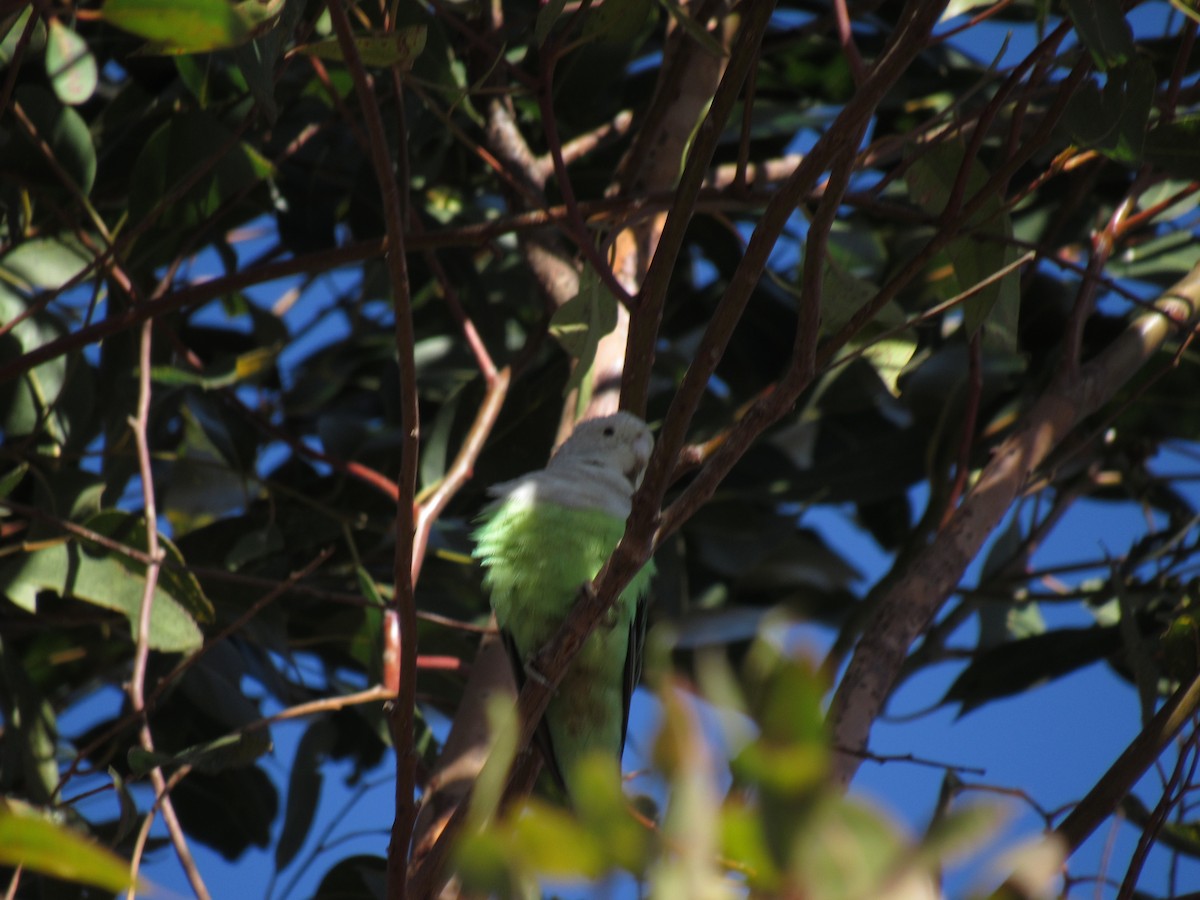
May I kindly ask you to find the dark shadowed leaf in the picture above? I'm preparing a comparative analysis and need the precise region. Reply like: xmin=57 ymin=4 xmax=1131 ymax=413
xmin=943 ymin=626 xmax=1123 ymax=715
xmin=275 ymin=718 xmax=337 ymax=871
xmin=1064 ymin=0 xmax=1134 ymax=70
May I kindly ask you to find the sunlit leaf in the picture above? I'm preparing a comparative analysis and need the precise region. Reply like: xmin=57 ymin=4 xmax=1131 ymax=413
xmin=550 ymin=266 xmax=619 ymax=401
xmin=0 ymin=511 xmax=212 ymax=652
xmin=45 ymin=20 xmax=97 ymax=105
xmin=101 ymin=0 xmax=278 ymax=54
xmin=0 ymin=798 xmax=141 ymax=894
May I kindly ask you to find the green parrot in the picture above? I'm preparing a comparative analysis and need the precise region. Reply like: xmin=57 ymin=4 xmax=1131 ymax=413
xmin=472 ymin=411 xmax=656 ymax=798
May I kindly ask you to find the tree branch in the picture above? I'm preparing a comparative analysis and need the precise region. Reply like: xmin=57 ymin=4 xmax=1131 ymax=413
xmin=127 ymin=319 xmax=211 ymax=900
xmin=325 ymin=4 xmax=419 ymax=897
xmin=830 ymin=262 xmax=1200 ymax=786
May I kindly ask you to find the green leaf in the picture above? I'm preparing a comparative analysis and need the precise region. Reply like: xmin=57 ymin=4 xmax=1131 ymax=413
xmin=1064 ymin=0 xmax=1134 ymax=70
xmin=0 ymin=644 xmax=60 ymax=803
xmin=904 ymin=142 xmax=1019 ymax=351
xmin=45 ymin=20 xmax=97 ymax=106
xmin=1107 ymin=228 xmax=1200 ymax=279
xmin=918 ymin=802 xmax=1003 ymax=865
xmin=1160 ymin=613 xmax=1200 ymax=683
xmin=0 ymin=291 xmax=71 ymax=443
xmin=5 ymin=84 xmax=96 ymax=194
xmin=128 ymin=110 xmax=274 ymax=232
xmin=101 ymin=0 xmax=261 ymax=54
xmin=819 ymin=262 xmax=883 ymax=335
xmin=942 ymin=626 xmax=1122 ymax=715
xmin=583 ymin=0 xmax=655 ymax=46
xmin=0 ymin=798 xmax=141 ymax=894
xmin=1 ymin=235 xmax=92 ymax=291
xmin=1 ymin=8 xmax=46 ymax=66
xmin=297 ymin=27 xmax=427 ymax=69
xmin=507 ymin=799 xmax=606 ymax=877
xmin=348 ymin=571 xmax=384 ymax=681
xmin=787 ymin=798 xmax=907 ymax=898
xmin=29 ymin=468 xmax=106 ymax=529
xmin=569 ymin=754 xmax=653 ymax=874
xmin=230 ymin=0 xmax=306 ymax=123
xmin=127 ymin=729 xmax=271 ymax=776
xmin=0 ymin=463 xmax=27 ymax=498
xmin=535 ymin=0 xmax=569 ymax=45
xmin=1145 ymin=115 xmax=1200 ymax=181
xmin=178 ymin=648 xmax=262 ymax=727
xmin=719 ymin=800 xmax=780 ymax=891
xmin=91 ymin=509 xmax=215 ymax=624
xmin=151 ymin=345 xmax=279 ymax=389
xmin=454 ymin=830 xmax=521 ymax=897
xmin=0 ymin=511 xmax=212 ymax=653
xmin=1063 ymin=60 xmax=1154 ymax=163
xmin=549 ymin=266 xmax=619 ymax=400
xmin=276 ymin=719 xmax=336 ymax=870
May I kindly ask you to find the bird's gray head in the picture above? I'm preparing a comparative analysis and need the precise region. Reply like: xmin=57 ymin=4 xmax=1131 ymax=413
xmin=547 ymin=411 xmax=654 ymax=492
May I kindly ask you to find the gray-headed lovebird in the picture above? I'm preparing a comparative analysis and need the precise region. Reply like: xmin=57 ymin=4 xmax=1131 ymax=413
xmin=472 ymin=412 xmax=655 ymax=798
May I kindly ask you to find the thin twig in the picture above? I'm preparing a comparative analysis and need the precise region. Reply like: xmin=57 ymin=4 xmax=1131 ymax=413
xmin=127 ymin=319 xmax=211 ymax=899
xmin=412 ymin=367 xmax=510 ymax=582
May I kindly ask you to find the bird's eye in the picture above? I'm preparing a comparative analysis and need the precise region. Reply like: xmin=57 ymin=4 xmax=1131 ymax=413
xmin=603 ymin=426 xmax=615 ymax=436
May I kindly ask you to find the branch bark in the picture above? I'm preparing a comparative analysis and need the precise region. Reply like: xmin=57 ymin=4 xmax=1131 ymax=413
xmin=829 ymin=262 xmax=1200 ymax=785
xmin=326 ymin=4 xmax=419 ymax=898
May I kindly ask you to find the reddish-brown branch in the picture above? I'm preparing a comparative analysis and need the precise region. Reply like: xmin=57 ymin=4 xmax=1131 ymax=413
xmin=832 ymin=0 xmax=866 ymax=84
xmin=1162 ymin=17 xmax=1198 ymax=122
xmin=536 ymin=48 xmax=634 ymax=307
xmin=533 ymin=110 xmax=634 ymax=185
xmin=820 ymin=59 xmax=1091 ymax=374
xmin=326 ymin=4 xmax=419 ymax=898
xmin=648 ymin=1 xmax=946 ymax=543
xmin=624 ymin=0 xmax=777 ymax=414
xmin=406 ymin=5 xmax=954 ymax=891
xmin=0 ymin=186 xmax=824 ymax=386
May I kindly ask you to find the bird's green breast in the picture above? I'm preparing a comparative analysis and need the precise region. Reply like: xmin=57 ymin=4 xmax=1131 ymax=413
xmin=473 ymin=495 xmax=654 ymax=778
xmin=473 ymin=497 xmax=653 ymax=627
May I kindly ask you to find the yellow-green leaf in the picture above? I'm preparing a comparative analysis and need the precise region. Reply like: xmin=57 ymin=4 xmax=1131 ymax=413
xmin=0 ymin=799 xmax=142 ymax=894
xmin=297 ymin=27 xmax=427 ymax=69
xmin=550 ymin=266 xmax=618 ymax=400
xmin=101 ymin=0 xmax=255 ymax=54
xmin=45 ymin=20 xmax=97 ymax=105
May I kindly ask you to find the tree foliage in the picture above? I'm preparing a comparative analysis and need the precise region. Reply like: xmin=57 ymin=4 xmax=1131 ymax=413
xmin=2 ymin=0 xmax=1200 ymax=898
